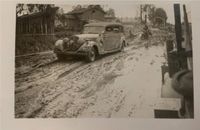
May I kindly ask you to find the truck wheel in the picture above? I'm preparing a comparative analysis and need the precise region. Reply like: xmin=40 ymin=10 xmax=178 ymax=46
xmin=86 ymin=47 xmax=96 ymax=62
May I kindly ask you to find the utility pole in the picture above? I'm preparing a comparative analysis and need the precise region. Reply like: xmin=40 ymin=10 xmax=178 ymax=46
xmin=140 ymin=5 xmax=143 ymax=22
xmin=174 ymin=4 xmax=183 ymax=52
xmin=183 ymin=4 xmax=193 ymax=70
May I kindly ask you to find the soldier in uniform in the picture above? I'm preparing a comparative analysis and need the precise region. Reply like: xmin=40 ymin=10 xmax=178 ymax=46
xmin=141 ymin=24 xmax=152 ymax=48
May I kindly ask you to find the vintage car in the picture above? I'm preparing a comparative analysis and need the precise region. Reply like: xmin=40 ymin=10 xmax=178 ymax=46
xmin=54 ymin=22 xmax=126 ymax=62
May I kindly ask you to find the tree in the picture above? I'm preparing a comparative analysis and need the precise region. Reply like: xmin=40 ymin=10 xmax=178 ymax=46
xmin=140 ymin=4 xmax=155 ymax=23
xmin=26 ymin=4 xmax=35 ymax=13
xmin=16 ymin=4 xmax=54 ymax=17
xmin=154 ymin=8 xmax=167 ymax=25
xmin=139 ymin=4 xmax=167 ymax=26
xmin=146 ymin=5 xmax=156 ymax=23
xmin=106 ymin=8 xmax=115 ymax=17
xmin=141 ymin=4 xmax=156 ymax=23
xmin=55 ymin=8 xmax=66 ymax=26
xmin=16 ymin=4 xmax=25 ymax=16
xmin=72 ymin=5 xmax=82 ymax=10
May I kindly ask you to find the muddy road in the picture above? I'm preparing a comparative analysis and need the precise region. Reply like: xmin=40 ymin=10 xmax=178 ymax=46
xmin=15 ymin=33 xmax=178 ymax=118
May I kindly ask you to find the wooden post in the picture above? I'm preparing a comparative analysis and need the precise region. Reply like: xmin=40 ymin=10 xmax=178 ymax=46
xmin=26 ymin=19 xmax=28 ymax=33
xmin=20 ymin=22 xmax=22 ymax=34
xmin=44 ymin=16 xmax=47 ymax=34
xmin=183 ymin=5 xmax=192 ymax=51
xmin=174 ymin=4 xmax=184 ymax=52
xmin=42 ymin=18 xmax=44 ymax=34
xmin=40 ymin=19 xmax=43 ymax=34
xmin=45 ymin=23 xmax=47 ymax=34
xmin=183 ymin=5 xmax=193 ymax=70
xmin=28 ymin=18 xmax=30 ymax=33
xmin=170 ymin=4 xmax=188 ymax=71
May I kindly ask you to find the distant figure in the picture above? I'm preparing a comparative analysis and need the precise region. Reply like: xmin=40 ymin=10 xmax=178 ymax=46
xmin=141 ymin=24 xmax=152 ymax=48
xmin=142 ymin=24 xmax=152 ymax=39
xmin=129 ymin=30 xmax=133 ymax=37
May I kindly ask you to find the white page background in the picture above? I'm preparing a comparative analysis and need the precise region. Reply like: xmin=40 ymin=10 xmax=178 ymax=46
xmin=0 ymin=0 xmax=200 ymax=130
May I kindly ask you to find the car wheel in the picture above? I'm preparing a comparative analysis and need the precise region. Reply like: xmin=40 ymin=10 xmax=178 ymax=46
xmin=86 ymin=47 xmax=96 ymax=62
xmin=56 ymin=54 xmax=65 ymax=60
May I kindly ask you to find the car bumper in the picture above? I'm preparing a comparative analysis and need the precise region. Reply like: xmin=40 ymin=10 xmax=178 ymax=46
xmin=54 ymin=49 xmax=88 ymax=56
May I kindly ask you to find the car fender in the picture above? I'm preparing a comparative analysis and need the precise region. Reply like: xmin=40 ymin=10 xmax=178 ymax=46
xmin=54 ymin=39 xmax=64 ymax=51
xmin=86 ymin=40 xmax=96 ymax=47
xmin=87 ymin=40 xmax=103 ymax=54
xmin=78 ymin=40 xmax=99 ymax=53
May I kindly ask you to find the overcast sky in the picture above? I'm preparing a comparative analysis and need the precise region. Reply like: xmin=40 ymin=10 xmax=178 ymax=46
xmin=56 ymin=2 xmax=191 ymax=24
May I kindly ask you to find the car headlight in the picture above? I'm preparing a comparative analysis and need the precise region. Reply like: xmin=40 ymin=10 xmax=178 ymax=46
xmin=55 ymin=39 xmax=63 ymax=46
xmin=54 ymin=40 xmax=64 ymax=50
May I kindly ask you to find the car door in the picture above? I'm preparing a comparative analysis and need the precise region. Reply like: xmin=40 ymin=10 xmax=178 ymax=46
xmin=103 ymin=25 xmax=121 ymax=51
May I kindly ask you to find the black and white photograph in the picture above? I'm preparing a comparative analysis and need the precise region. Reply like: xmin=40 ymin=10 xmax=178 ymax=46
xmin=2 ymin=0 xmax=200 ymax=130
xmin=14 ymin=2 xmax=194 ymax=119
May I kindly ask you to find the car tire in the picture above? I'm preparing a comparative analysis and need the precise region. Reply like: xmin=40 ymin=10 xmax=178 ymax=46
xmin=86 ymin=47 xmax=96 ymax=62
xmin=56 ymin=54 xmax=65 ymax=60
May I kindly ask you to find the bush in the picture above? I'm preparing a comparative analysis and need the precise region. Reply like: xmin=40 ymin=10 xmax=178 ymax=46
xmin=15 ymin=34 xmax=57 ymax=55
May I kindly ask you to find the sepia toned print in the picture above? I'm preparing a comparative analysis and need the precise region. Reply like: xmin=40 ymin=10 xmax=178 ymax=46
xmin=15 ymin=3 xmax=193 ymax=118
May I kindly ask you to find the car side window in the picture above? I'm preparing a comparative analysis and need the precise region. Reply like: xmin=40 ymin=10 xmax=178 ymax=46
xmin=105 ymin=27 xmax=112 ymax=32
xmin=113 ymin=27 xmax=120 ymax=33
xmin=105 ymin=25 xmax=123 ymax=33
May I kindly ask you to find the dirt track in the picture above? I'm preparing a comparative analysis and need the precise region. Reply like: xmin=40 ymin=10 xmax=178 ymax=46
xmin=15 ymin=31 xmax=179 ymax=118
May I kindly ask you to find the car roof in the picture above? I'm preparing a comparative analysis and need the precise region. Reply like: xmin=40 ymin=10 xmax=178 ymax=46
xmin=84 ymin=22 xmax=123 ymax=27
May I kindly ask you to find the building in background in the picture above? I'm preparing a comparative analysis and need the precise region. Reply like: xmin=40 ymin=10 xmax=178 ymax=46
xmin=63 ymin=5 xmax=106 ymax=31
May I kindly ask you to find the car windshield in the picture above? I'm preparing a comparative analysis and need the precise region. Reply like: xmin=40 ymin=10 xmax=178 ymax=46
xmin=83 ymin=26 xmax=105 ymax=34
